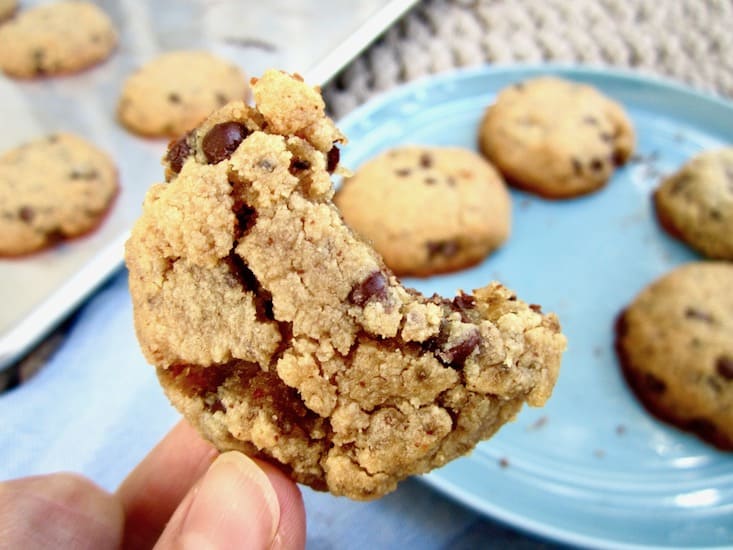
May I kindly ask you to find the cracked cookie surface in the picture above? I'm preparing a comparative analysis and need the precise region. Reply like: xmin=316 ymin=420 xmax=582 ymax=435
xmin=0 ymin=133 xmax=118 ymax=256
xmin=615 ymin=262 xmax=733 ymax=451
xmin=478 ymin=76 xmax=635 ymax=199
xmin=125 ymin=70 xmax=567 ymax=499
xmin=654 ymin=148 xmax=733 ymax=261
xmin=335 ymin=146 xmax=511 ymax=277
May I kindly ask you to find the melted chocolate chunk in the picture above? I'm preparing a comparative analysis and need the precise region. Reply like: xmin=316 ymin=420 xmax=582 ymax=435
xmin=166 ymin=134 xmax=192 ymax=174
xmin=326 ymin=145 xmax=340 ymax=173
xmin=445 ymin=329 xmax=481 ymax=368
xmin=202 ymin=122 xmax=251 ymax=164
xmin=235 ymin=202 xmax=258 ymax=238
xmin=590 ymin=158 xmax=604 ymax=172
xmin=225 ymin=253 xmax=275 ymax=322
xmin=419 ymin=153 xmax=433 ymax=169
xmin=348 ymin=271 xmax=388 ymax=307
xmin=716 ymin=356 xmax=733 ymax=380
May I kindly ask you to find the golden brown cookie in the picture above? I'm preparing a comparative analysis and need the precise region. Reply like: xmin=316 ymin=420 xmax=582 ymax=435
xmin=0 ymin=1 xmax=117 ymax=78
xmin=0 ymin=133 xmax=119 ymax=256
xmin=654 ymin=148 xmax=733 ymax=260
xmin=117 ymin=51 xmax=249 ymax=138
xmin=125 ymin=70 xmax=567 ymax=500
xmin=478 ymin=76 xmax=635 ymax=199
xmin=334 ymin=146 xmax=511 ymax=277
xmin=615 ymin=262 xmax=733 ymax=451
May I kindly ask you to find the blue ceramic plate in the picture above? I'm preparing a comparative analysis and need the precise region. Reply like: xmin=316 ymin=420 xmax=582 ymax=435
xmin=337 ymin=65 xmax=733 ymax=549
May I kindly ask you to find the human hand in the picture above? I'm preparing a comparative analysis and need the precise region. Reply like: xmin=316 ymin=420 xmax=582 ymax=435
xmin=0 ymin=420 xmax=306 ymax=549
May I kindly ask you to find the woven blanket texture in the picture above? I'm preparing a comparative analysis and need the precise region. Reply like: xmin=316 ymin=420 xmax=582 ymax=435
xmin=324 ymin=0 xmax=733 ymax=118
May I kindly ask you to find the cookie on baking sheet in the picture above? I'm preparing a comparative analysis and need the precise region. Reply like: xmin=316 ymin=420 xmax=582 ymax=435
xmin=654 ymin=148 xmax=733 ymax=260
xmin=0 ymin=133 xmax=118 ymax=256
xmin=117 ymin=51 xmax=249 ymax=138
xmin=335 ymin=146 xmax=511 ymax=277
xmin=125 ymin=69 xmax=567 ymax=500
xmin=478 ymin=76 xmax=635 ymax=199
xmin=0 ymin=0 xmax=17 ymax=22
xmin=615 ymin=262 xmax=733 ymax=451
xmin=0 ymin=1 xmax=117 ymax=78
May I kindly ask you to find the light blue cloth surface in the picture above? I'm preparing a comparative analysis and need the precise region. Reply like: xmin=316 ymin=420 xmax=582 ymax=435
xmin=0 ymin=269 xmax=556 ymax=549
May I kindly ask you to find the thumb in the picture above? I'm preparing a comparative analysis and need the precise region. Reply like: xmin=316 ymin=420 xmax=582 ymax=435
xmin=155 ymin=451 xmax=281 ymax=550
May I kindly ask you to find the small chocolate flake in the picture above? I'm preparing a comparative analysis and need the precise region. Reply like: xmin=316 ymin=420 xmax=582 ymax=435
xmin=424 ymin=177 xmax=438 ymax=185
xmin=644 ymin=372 xmax=666 ymax=394
xmin=289 ymin=158 xmax=311 ymax=174
xmin=571 ymin=157 xmax=583 ymax=175
xmin=426 ymin=240 xmax=460 ymax=259
xmin=529 ymin=304 xmax=542 ymax=313
xmin=69 ymin=168 xmax=99 ymax=180
xmin=167 ymin=92 xmax=181 ymax=104
xmin=215 ymin=92 xmax=229 ymax=106
xmin=716 ymin=356 xmax=733 ymax=380
xmin=348 ymin=271 xmax=388 ymax=307
xmin=590 ymin=158 xmax=605 ymax=172
xmin=326 ymin=145 xmax=340 ymax=173
xmin=202 ymin=122 xmax=250 ymax=164
xmin=600 ymin=132 xmax=614 ymax=143
xmin=18 ymin=206 xmax=35 ymax=223
xmin=166 ymin=134 xmax=192 ymax=174
xmin=419 ymin=153 xmax=433 ymax=169
xmin=395 ymin=168 xmax=411 ymax=177
xmin=582 ymin=115 xmax=599 ymax=126
xmin=684 ymin=307 xmax=714 ymax=323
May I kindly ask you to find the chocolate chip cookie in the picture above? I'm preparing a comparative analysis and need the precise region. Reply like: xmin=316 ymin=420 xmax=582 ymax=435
xmin=654 ymin=148 xmax=733 ymax=260
xmin=615 ymin=262 xmax=733 ymax=451
xmin=478 ymin=76 xmax=635 ymax=199
xmin=125 ymin=70 xmax=567 ymax=499
xmin=117 ymin=51 xmax=249 ymax=138
xmin=0 ymin=133 xmax=119 ymax=256
xmin=334 ymin=146 xmax=511 ymax=277
xmin=0 ymin=1 xmax=117 ymax=78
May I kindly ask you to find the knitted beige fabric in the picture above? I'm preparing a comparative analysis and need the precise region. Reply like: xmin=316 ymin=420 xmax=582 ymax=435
xmin=324 ymin=0 xmax=733 ymax=118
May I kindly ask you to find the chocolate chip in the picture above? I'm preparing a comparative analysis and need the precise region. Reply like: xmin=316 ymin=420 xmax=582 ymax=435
xmin=225 ymin=253 xmax=274 ymax=322
xmin=69 ymin=168 xmax=99 ymax=180
xmin=202 ymin=122 xmax=250 ymax=164
xmin=395 ymin=168 xmax=411 ymax=177
xmin=420 ymin=153 xmax=433 ymax=169
xmin=644 ymin=372 xmax=666 ymax=394
xmin=348 ymin=271 xmax=388 ymax=307
xmin=424 ymin=177 xmax=438 ymax=185
xmin=600 ymin=132 xmax=614 ymax=143
xmin=709 ymin=208 xmax=723 ymax=221
xmin=18 ymin=206 xmax=34 ymax=223
xmin=529 ymin=304 xmax=542 ymax=313
xmin=583 ymin=115 xmax=598 ymax=126
xmin=590 ymin=158 xmax=605 ymax=172
xmin=452 ymin=292 xmax=476 ymax=310
xmin=444 ymin=329 xmax=481 ymax=367
xmin=166 ymin=134 xmax=192 ymax=174
xmin=289 ymin=158 xmax=311 ymax=174
xmin=167 ymin=92 xmax=181 ymax=104
xmin=716 ymin=356 xmax=733 ymax=380
xmin=684 ymin=307 xmax=714 ymax=323
xmin=426 ymin=240 xmax=459 ymax=259
xmin=32 ymin=49 xmax=45 ymax=75
xmin=326 ymin=145 xmax=340 ymax=173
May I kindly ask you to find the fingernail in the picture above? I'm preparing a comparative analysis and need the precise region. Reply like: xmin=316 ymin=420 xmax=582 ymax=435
xmin=179 ymin=451 xmax=280 ymax=550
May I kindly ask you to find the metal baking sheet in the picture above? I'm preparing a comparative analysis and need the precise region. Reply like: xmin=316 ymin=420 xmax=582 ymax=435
xmin=0 ymin=0 xmax=417 ymax=370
